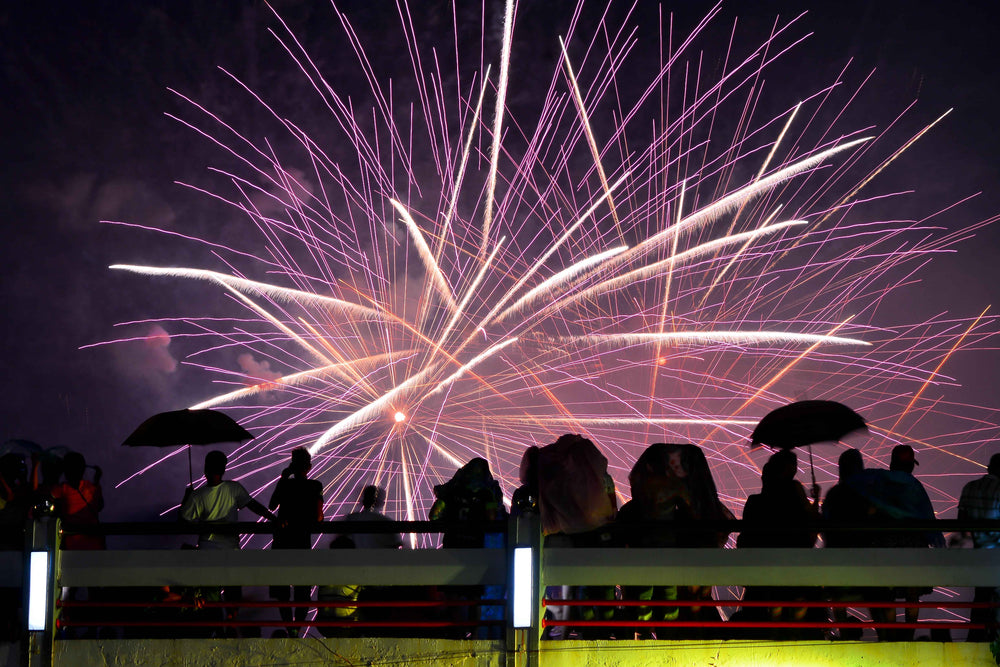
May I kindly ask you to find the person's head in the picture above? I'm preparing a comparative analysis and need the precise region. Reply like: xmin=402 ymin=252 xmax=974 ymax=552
xmin=889 ymin=444 xmax=917 ymax=473
xmin=0 ymin=453 xmax=26 ymax=485
xmin=987 ymin=453 xmax=1000 ymax=477
xmin=760 ymin=457 xmax=782 ymax=491
xmin=838 ymin=448 xmax=864 ymax=482
xmin=63 ymin=452 xmax=86 ymax=485
xmin=289 ymin=447 xmax=311 ymax=477
xmin=360 ymin=485 xmax=383 ymax=511
xmin=769 ymin=449 xmax=798 ymax=480
xmin=204 ymin=450 xmax=227 ymax=480
xmin=40 ymin=455 xmax=63 ymax=486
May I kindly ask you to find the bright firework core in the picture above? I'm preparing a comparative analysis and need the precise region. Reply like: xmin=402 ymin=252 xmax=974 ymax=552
xmin=106 ymin=1 xmax=999 ymax=532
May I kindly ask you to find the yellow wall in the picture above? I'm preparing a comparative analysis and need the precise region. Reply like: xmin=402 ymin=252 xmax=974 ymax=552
xmin=53 ymin=638 xmax=996 ymax=667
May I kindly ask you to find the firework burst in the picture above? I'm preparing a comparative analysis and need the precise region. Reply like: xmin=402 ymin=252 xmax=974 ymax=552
xmin=101 ymin=1 xmax=999 ymax=539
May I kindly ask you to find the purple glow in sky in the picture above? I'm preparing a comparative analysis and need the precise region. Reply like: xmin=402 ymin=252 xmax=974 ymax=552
xmin=2 ymin=1 xmax=999 ymax=528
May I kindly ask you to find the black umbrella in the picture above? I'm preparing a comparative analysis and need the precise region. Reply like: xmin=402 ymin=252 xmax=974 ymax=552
xmin=750 ymin=400 xmax=868 ymax=501
xmin=1 ymin=439 xmax=44 ymax=457
xmin=122 ymin=409 xmax=254 ymax=484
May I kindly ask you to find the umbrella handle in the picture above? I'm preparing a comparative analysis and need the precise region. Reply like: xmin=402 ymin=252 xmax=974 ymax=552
xmin=808 ymin=448 xmax=819 ymax=504
xmin=188 ymin=445 xmax=193 ymax=487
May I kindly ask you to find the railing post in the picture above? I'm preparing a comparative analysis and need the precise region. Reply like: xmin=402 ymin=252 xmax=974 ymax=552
xmin=23 ymin=516 xmax=58 ymax=667
xmin=506 ymin=512 xmax=540 ymax=667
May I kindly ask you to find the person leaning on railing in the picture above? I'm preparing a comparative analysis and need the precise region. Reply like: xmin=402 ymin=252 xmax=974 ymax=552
xmin=734 ymin=451 xmax=821 ymax=640
xmin=316 ymin=536 xmax=361 ymax=638
xmin=957 ymin=452 xmax=1000 ymax=642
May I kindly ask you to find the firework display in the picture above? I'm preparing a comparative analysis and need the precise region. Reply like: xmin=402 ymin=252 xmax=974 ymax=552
xmin=102 ymin=2 xmax=999 ymax=538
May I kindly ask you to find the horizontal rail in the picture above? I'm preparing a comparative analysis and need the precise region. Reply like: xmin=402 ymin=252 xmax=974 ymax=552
xmin=543 ymin=620 xmax=984 ymax=630
xmin=543 ymin=547 xmax=1000 ymax=586
xmin=50 ymin=546 xmax=1000 ymax=588
xmin=59 ymin=548 xmax=508 ymax=587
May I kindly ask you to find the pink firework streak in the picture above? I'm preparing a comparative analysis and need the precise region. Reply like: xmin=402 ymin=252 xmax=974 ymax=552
xmin=95 ymin=1 xmax=999 ymax=546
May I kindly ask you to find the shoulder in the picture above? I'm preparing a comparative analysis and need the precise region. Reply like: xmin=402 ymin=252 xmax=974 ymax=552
xmin=224 ymin=480 xmax=251 ymax=497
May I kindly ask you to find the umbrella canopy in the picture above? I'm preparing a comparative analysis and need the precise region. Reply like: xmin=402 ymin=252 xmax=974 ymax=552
xmin=0 ymin=439 xmax=44 ymax=457
xmin=122 ymin=409 xmax=253 ymax=485
xmin=122 ymin=409 xmax=253 ymax=448
xmin=751 ymin=400 xmax=867 ymax=450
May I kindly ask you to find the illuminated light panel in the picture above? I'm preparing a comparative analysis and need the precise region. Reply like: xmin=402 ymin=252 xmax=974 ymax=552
xmin=513 ymin=546 xmax=533 ymax=629
xmin=28 ymin=551 xmax=49 ymax=631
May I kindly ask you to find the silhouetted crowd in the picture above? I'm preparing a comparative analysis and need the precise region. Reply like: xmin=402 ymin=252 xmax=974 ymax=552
xmin=1 ymin=436 xmax=998 ymax=643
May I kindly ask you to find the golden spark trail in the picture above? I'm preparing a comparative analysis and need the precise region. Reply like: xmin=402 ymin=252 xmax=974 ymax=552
xmin=221 ymin=283 xmax=335 ymax=366
xmin=111 ymin=264 xmax=384 ymax=320
xmin=481 ymin=0 xmax=515 ymax=254
xmin=427 ymin=337 xmax=519 ymax=397
xmin=552 ymin=330 xmax=869 ymax=349
xmin=459 ymin=172 xmax=630 ymax=354
xmin=190 ymin=353 xmax=409 ymax=410
xmin=494 ymin=246 xmax=628 ymax=324
xmin=539 ymin=220 xmax=807 ymax=318
xmin=611 ymin=137 xmax=871 ymax=270
xmin=892 ymin=305 xmax=990 ymax=432
xmin=389 ymin=199 xmax=458 ymax=312
xmin=559 ymin=36 xmax=623 ymax=241
xmin=434 ymin=237 xmax=507 ymax=353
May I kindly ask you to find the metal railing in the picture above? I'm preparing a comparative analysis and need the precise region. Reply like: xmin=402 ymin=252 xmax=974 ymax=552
xmin=6 ymin=515 xmax=1000 ymax=666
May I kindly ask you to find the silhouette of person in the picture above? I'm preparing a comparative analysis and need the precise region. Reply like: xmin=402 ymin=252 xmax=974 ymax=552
xmin=50 ymin=452 xmax=105 ymax=551
xmin=957 ymin=452 xmax=1000 ymax=641
xmin=429 ymin=458 xmax=507 ymax=638
xmin=342 ymin=485 xmax=402 ymax=549
xmin=616 ymin=443 xmax=691 ymax=637
xmin=821 ymin=448 xmax=872 ymax=639
xmin=340 ymin=485 xmax=405 ymax=634
xmin=737 ymin=450 xmax=819 ymax=638
xmin=181 ymin=450 xmax=276 ymax=548
xmin=316 ymin=535 xmax=360 ymax=638
xmin=0 ymin=453 xmax=29 ymax=550
xmin=0 ymin=453 xmax=29 ymax=640
xmin=853 ymin=445 xmax=943 ymax=640
xmin=180 ymin=450 xmax=277 ymax=630
xmin=268 ymin=447 xmax=323 ymax=637
xmin=536 ymin=434 xmax=618 ymax=639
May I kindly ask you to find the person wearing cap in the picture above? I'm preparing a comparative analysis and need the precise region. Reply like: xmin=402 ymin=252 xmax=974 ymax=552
xmin=890 ymin=444 xmax=918 ymax=473
xmin=875 ymin=445 xmax=943 ymax=639
xmin=957 ymin=453 xmax=1000 ymax=641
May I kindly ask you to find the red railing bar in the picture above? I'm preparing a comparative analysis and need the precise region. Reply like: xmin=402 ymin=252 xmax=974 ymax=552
xmin=542 ymin=599 xmax=995 ymax=609
xmin=542 ymin=620 xmax=985 ymax=629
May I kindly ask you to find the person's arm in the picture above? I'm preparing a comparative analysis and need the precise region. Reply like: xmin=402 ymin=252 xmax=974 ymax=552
xmin=179 ymin=485 xmax=202 ymax=522
xmin=246 ymin=498 xmax=278 ymax=522
xmin=268 ymin=478 xmax=283 ymax=512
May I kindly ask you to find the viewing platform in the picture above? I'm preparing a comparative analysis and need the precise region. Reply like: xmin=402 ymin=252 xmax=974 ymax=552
xmin=2 ymin=515 xmax=998 ymax=666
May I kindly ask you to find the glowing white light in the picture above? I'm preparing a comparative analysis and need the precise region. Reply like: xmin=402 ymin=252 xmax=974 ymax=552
xmin=513 ymin=546 xmax=533 ymax=628
xmin=28 ymin=551 xmax=49 ymax=631
xmin=394 ymin=411 xmax=406 ymax=423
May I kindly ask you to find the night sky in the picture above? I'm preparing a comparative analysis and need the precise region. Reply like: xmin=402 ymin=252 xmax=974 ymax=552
xmin=2 ymin=1 xmax=999 ymax=523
